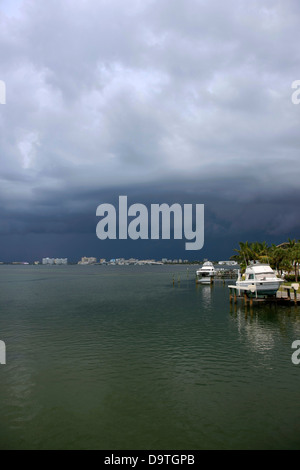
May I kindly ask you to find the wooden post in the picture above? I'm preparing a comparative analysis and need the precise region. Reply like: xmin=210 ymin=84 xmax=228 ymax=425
xmin=229 ymin=288 xmax=233 ymax=303
xmin=293 ymin=287 xmax=298 ymax=305
xmin=291 ymin=284 xmax=299 ymax=305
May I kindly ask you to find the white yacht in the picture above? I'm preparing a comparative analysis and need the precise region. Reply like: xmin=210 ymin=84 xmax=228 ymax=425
xmin=196 ymin=261 xmax=216 ymax=284
xmin=236 ymin=262 xmax=284 ymax=296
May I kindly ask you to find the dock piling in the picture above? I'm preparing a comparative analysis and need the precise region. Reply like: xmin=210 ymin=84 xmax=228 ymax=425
xmin=229 ymin=287 xmax=233 ymax=303
xmin=292 ymin=283 xmax=299 ymax=306
xmin=228 ymin=283 xmax=299 ymax=306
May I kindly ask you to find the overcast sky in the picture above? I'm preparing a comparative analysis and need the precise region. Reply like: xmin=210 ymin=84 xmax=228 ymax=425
xmin=0 ymin=0 xmax=300 ymax=261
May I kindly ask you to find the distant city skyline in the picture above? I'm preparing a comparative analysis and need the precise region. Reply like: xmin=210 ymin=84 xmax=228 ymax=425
xmin=0 ymin=256 xmax=238 ymax=265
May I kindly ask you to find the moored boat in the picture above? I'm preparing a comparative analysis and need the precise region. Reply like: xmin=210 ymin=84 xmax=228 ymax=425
xmin=196 ymin=261 xmax=216 ymax=284
xmin=236 ymin=262 xmax=284 ymax=297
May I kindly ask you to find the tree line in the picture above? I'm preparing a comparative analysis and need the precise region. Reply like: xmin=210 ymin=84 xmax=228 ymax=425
xmin=230 ymin=239 xmax=300 ymax=281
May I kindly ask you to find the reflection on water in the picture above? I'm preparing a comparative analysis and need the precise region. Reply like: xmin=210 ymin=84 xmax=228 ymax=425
xmin=202 ymin=287 xmax=212 ymax=310
xmin=0 ymin=265 xmax=300 ymax=450
xmin=233 ymin=305 xmax=276 ymax=353
xmin=196 ymin=284 xmax=212 ymax=308
xmin=230 ymin=301 xmax=300 ymax=357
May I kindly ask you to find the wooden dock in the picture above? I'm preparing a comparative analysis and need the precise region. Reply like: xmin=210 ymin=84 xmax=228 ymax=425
xmin=228 ymin=284 xmax=300 ymax=306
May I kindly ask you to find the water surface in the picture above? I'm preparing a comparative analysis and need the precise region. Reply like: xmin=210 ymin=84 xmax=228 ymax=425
xmin=0 ymin=265 xmax=299 ymax=449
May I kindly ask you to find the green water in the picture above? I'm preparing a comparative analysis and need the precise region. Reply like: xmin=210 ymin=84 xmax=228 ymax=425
xmin=0 ymin=265 xmax=300 ymax=450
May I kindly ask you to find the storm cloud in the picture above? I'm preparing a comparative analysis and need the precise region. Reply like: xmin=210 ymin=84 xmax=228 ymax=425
xmin=0 ymin=0 xmax=300 ymax=261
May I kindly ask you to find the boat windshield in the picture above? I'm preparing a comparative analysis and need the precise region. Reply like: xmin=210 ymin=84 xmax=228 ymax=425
xmin=255 ymin=273 xmax=276 ymax=280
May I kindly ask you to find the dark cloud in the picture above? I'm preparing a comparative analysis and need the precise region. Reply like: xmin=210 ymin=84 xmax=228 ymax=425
xmin=0 ymin=0 xmax=300 ymax=260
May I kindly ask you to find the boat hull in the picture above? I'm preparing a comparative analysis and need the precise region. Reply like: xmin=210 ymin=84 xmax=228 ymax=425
xmin=196 ymin=277 xmax=212 ymax=285
xmin=236 ymin=281 xmax=283 ymax=297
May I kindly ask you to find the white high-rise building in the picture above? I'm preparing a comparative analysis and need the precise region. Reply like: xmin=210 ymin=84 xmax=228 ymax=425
xmin=78 ymin=257 xmax=97 ymax=265
xmin=55 ymin=258 xmax=68 ymax=265
xmin=42 ymin=258 xmax=55 ymax=265
xmin=42 ymin=258 xmax=68 ymax=265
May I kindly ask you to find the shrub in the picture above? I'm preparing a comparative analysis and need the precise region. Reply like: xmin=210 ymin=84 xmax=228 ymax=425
xmin=284 ymin=274 xmax=296 ymax=282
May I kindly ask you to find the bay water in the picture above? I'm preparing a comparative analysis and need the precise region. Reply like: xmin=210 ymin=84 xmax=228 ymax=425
xmin=0 ymin=265 xmax=299 ymax=449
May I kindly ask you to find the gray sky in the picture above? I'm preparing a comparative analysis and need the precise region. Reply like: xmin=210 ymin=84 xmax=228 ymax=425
xmin=0 ymin=0 xmax=300 ymax=260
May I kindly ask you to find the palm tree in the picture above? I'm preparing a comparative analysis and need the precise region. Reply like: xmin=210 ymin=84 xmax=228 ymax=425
xmin=230 ymin=241 xmax=252 ymax=272
xmin=288 ymin=242 xmax=300 ymax=282
xmin=250 ymin=241 xmax=270 ymax=263
xmin=232 ymin=239 xmax=300 ymax=279
xmin=277 ymin=239 xmax=300 ymax=280
xmin=269 ymin=244 xmax=289 ymax=276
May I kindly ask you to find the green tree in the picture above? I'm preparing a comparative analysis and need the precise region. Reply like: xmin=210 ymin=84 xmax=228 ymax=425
xmin=231 ymin=241 xmax=254 ymax=272
xmin=269 ymin=244 xmax=286 ymax=275
xmin=288 ymin=242 xmax=300 ymax=282
xmin=231 ymin=238 xmax=300 ymax=278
